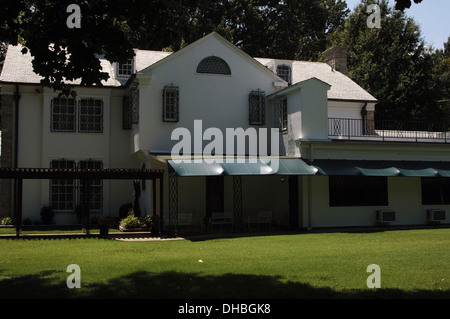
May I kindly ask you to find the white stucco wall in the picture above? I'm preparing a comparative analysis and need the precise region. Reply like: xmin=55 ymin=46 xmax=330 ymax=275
xmin=136 ymin=35 xmax=281 ymax=156
xmin=9 ymin=85 xmax=136 ymax=223
xmin=303 ymin=176 xmax=450 ymax=228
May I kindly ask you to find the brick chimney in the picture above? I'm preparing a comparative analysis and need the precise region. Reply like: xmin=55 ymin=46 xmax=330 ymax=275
xmin=323 ymin=47 xmax=348 ymax=75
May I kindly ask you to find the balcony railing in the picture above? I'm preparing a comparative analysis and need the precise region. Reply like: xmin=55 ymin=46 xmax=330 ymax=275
xmin=328 ymin=118 xmax=450 ymax=143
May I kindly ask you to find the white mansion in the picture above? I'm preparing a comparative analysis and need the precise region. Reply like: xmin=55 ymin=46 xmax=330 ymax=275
xmin=1 ymin=32 xmax=449 ymax=232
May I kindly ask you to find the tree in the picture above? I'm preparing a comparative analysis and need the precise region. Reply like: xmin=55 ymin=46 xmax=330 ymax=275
xmin=431 ymin=37 xmax=450 ymax=118
xmin=182 ymin=0 xmax=349 ymax=61
xmin=0 ymin=0 xmax=350 ymax=96
xmin=394 ymin=0 xmax=423 ymax=11
xmin=0 ymin=0 xmax=195 ymax=96
xmin=329 ymin=0 xmax=449 ymax=123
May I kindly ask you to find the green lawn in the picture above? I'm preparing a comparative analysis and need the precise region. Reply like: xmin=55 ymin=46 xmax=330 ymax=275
xmin=0 ymin=228 xmax=449 ymax=299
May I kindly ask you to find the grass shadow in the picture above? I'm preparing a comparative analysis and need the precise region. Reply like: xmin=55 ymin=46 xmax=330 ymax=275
xmin=0 ymin=270 xmax=448 ymax=299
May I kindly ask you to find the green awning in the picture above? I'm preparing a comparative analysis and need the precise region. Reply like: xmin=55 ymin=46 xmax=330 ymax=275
xmin=276 ymin=158 xmax=318 ymax=175
xmin=308 ymin=160 xmax=450 ymax=177
xmin=436 ymin=169 xmax=450 ymax=177
xmin=168 ymin=160 xmax=224 ymax=176
xmin=397 ymin=168 xmax=438 ymax=177
xmin=220 ymin=160 xmax=274 ymax=175
xmin=356 ymin=166 xmax=400 ymax=176
xmin=308 ymin=160 xmax=360 ymax=176
xmin=166 ymin=156 xmax=318 ymax=176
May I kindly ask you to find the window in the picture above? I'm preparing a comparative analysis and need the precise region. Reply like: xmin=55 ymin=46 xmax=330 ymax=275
xmin=422 ymin=178 xmax=450 ymax=205
xmin=274 ymin=96 xmax=287 ymax=131
xmin=49 ymin=159 xmax=104 ymax=213
xmin=163 ymin=84 xmax=179 ymax=122
xmin=79 ymin=160 xmax=103 ymax=212
xmin=116 ymin=59 xmax=134 ymax=78
xmin=78 ymin=99 xmax=103 ymax=133
xmin=50 ymin=160 xmax=76 ymax=212
xmin=249 ymin=89 xmax=265 ymax=125
xmin=197 ymin=56 xmax=231 ymax=75
xmin=51 ymin=98 xmax=76 ymax=132
xmin=329 ymin=176 xmax=388 ymax=207
xmin=276 ymin=64 xmax=292 ymax=85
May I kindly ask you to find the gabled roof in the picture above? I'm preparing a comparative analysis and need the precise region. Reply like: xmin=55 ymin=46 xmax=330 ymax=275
xmin=0 ymin=33 xmax=377 ymax=103
xmin=255 ymin=58 xmax=377 ymax=102
xmin=0 ymin=44 xmax=122 ymax=87
xmin=138 ymin=32 xmax=283 ymax=83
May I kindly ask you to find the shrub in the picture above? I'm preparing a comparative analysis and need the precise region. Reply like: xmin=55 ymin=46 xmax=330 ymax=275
xmin=142 ymin=215 xmax=153 ymax=229
xmin=1 ymin=217 xmax=13 ymax=225
xmin=119 ymin=214 xmax=142 ymax=230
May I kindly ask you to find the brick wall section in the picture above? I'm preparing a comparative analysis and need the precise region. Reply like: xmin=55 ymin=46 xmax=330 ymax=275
xmin=0 ymin=94 xmax=13 ymax=218
xmin=323 ymin=47 xmax=348 ymax=75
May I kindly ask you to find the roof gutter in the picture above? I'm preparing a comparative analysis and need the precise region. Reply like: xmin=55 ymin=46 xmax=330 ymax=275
xmin=13 ymin=84 xmax=20 ymax=232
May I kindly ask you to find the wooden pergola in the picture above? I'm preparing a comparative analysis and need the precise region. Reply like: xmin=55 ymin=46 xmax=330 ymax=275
xmin=0 ymin=167 xmax=165 ymax=237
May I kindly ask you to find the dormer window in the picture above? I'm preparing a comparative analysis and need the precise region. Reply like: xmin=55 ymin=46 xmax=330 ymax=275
xmin=116 ymin=59 xmax=134 ymax=78
xmin=197 ymin=56 xmax=231 ymax=75
xmin=276 ymin=64 xmax=292 ymax=85
xmin=249 ymin=89 xmax=265 ymax=125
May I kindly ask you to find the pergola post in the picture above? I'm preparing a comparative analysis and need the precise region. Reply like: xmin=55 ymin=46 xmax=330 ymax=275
xmin=15 ymin=178 xmax=23 ymax=237
xmin=152 ymin=179 xmax=156 ymax=218
xmin=159 ymin=175 xmax=164 ymax=233
xmin=81 ymin=178 xmax=91 ymax=235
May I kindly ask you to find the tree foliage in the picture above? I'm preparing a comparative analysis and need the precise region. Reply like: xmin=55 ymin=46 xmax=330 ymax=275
xmin=394 ymin=0 xmax=423 ymax=11
xmin=329 ymin=0 xmax=448 ymax=123
xmin=0 ymin=0 xmax=350 ymax=96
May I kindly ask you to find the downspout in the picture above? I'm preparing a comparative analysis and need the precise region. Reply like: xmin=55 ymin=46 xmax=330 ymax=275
xmin=13 ymin=84 xmax=20 ymax=232
xmin=14 ymin=84 xmax=20 ymax=168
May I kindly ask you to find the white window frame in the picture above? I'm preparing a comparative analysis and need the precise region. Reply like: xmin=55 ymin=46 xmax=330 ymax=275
xmin=116 ymin=59 xmax=135 ymax=78
xmin=50 ymin=159 xmax=77 ymax=212
xmin=49 ymin=159 xmax=104 ymax=213
xmin=51 ymin=98 xmax=76 ymax=132
xmin=78 ymin=160 xmax=103 ymax=213
xmin=78 ymin=98 xmax=103 ymax=133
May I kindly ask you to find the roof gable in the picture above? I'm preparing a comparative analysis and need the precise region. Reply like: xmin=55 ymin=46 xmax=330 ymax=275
xmin=138 ymin=32 xmax=283 ymax=82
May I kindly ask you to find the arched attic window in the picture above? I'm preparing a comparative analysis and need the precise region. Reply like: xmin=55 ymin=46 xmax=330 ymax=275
xmin=196 ymin=56 xmax=231 ymax=75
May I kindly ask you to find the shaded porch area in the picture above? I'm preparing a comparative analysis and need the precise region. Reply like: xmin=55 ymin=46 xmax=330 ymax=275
xmin=0 ymin=167 xmax=165 ymax=237
xmin=158 ymin=156 xmax=317 ymax=235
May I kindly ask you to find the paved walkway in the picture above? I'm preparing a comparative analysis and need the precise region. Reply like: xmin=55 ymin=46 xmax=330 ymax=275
xmin=1 ymin=224 xmax=449 ymax=241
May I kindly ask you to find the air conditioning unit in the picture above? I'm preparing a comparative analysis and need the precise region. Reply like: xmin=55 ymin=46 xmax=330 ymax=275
xmin=376 ymin=210 xmax=396 ymax=226
xmin=426 ymin=209 xmax=446 ymax=224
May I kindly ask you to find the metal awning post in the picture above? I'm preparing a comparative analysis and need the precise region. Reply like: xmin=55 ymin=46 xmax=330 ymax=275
xmin=233 ymin=175 xmax=243 ymax=233
xmin=159 ymin=175 xmax=164 ymax=233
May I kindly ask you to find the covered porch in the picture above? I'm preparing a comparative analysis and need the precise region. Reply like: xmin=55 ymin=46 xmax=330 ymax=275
xmin=153 ymin=155 xmax=318 ymax=235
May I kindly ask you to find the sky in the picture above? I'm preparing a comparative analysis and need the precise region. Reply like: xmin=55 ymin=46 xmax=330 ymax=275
xmin=344 ymin=0 xmax=450 ymax=49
